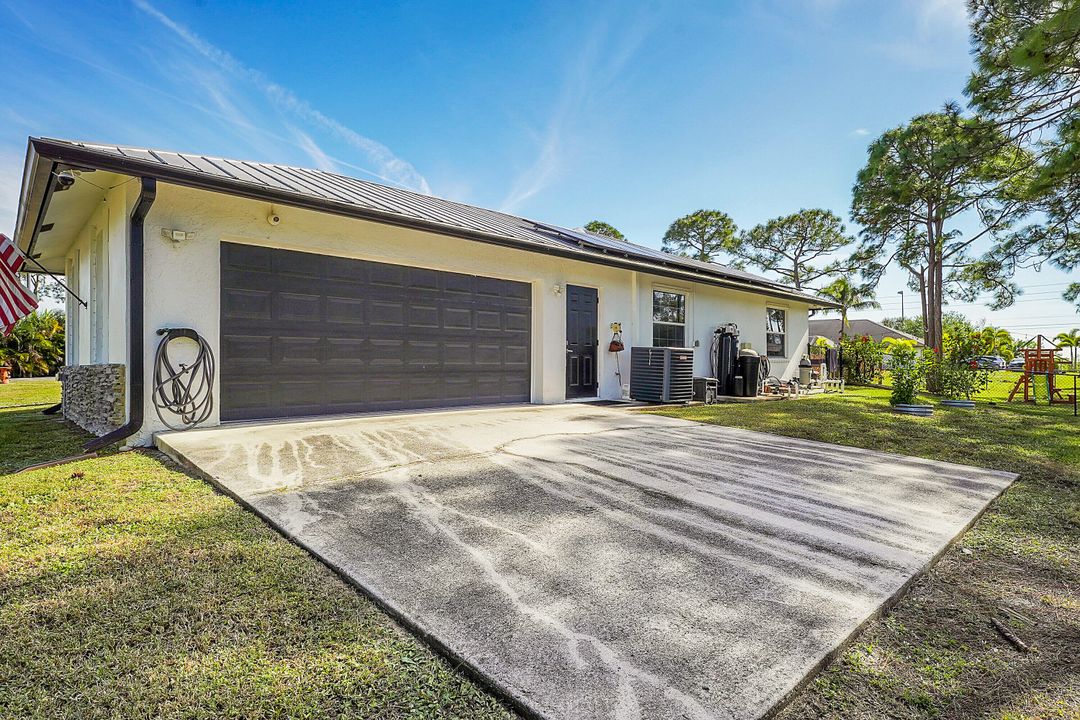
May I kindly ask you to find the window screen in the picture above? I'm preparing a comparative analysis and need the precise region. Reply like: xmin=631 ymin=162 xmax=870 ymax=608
xmin=652 ymin=290 xmax=686 ymax=347
xmin=766 ymin=308 xmax=786 ymax=357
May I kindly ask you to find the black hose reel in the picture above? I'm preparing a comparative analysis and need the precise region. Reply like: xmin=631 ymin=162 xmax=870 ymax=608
xmin=152 ymin=327 xmax=215 ymax=430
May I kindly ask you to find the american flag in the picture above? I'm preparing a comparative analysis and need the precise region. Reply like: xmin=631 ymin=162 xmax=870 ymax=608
xmin=0 ymin=233 xmax=38 ymax=335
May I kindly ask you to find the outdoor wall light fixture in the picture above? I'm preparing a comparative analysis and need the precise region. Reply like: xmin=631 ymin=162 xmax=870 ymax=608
xmin=552 ymin=283 xmax=562 ymax=296
xmin=161 ymin=228 xmax=196 ymax=244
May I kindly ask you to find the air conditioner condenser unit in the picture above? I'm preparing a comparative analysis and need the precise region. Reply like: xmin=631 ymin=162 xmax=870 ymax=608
xmin=630 ymin=347 xmax=694 ymax=403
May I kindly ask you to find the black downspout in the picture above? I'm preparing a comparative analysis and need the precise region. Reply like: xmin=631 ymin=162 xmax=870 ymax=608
xmin=84 ymin=177 xmax=156 ymax=453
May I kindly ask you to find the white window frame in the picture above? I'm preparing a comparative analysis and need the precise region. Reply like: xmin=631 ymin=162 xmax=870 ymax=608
xmin=766 ymin=306 xmax=787 ymax=358
xmin=652 ymin=286 xmax=689 ymax=348
xmin=90 ymin=229 xmax=107 ymax=363
xmin=68 ymin=250 xmax=81 ymax=365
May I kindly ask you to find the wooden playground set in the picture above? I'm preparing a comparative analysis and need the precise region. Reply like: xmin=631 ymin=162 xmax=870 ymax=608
xmin=1007 ymin=335 xmax=1078 ymax=405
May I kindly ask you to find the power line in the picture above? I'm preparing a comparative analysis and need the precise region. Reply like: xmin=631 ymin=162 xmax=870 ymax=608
xmin=874 ymin=294 xmax=1077 ymax=309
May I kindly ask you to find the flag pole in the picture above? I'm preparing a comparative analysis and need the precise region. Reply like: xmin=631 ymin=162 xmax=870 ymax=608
xmin=17 ymin=250 xmax=87 ymax=308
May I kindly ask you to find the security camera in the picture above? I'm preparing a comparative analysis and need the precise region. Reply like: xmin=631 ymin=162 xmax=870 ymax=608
xmin=267 ymin=213 xmax=281 ymax=226
xmin=54 ymin=171 xmax=76 ymax=191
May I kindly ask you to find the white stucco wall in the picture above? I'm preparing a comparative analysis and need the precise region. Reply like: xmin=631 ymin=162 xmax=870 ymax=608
xmin=66 ymin=181 xmax=813 ymax=445
xmin=63 ymin=182 xmax=132 ymax=367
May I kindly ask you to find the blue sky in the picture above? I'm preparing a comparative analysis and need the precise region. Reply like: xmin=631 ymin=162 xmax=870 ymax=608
xmin=1 ymin=0 xmax=1075 ymax=339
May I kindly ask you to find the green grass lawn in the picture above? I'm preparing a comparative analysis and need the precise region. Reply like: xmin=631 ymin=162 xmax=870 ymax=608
xmin=0 ymin=379 xmax=87 ymax=474
xmin=651 ymin=388 xmax=1080 ymax=720
xmin=4 ymin=379 xmax=1076 ymax=719
xmin=0 ymin=380 xmax=512 ymax=719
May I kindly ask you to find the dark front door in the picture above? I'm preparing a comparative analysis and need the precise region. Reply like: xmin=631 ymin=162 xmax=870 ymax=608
xmin=219 ymin=243 xmax=531 ymax=421
xmin=565 ymin=284 xmax=598 ymax=398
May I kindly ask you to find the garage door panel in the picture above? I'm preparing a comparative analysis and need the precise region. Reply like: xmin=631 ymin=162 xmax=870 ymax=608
xmin=505 ymin=345 xmax=530 ymax=367
xmin=442 ymin=273 xmax=474 ymax=295
xmin=405 ymin=340 xmax=440 ymax=366
xmin=368 ymin=378 xmax=406 ymax=403
xmin=221 ymin=243 xmax=531 ymax=420
xmin=408 ymin=304 xmax=440 ymax=328
xmin=222 ymin=243 xmax=272 ymax=272
xmin=325 ymin=338 xmax=367 ymax=366
xmin=475 ymin=276 xmax=508 ymax=298
xmin=444 ymin=342 xmax=473 ymax=366
xmin=221 ymin=381 xmax=272 ymax=417
xmin=272 ymin=249 xmax=321 ymax=278
xmin=275 ymin=292 xmax=322 ymax=322
xmin=475 ymin=310 xmax=503 ymax=330
xmin=325 ymin=258 xmax=369 ymax=283
xmin=505 ymin=310 xmax=530 ymax=332
xmin=442 ymin=307 xmax=472 ymax=329
xmin=369 ymin=263 xmax=406 ymax=287
xmin=369 ymin=301 xmax=405 ymax=326
xmin=325 ymin=379 xmax=366 ymax=405
xmin=367 ymin=338 xmax=406 ymax=366
xmin=222 ymin=335 xmax=272 ymax=364
xmin=407 ymin=267 xmax=441 ymax=291
xmin=276 ymin=338 xmax=323 ymax=367
xmin=443 ymin=376 xmax=475 ymax=402
xmin=407 ymin=377 xmax=440 ymax=402
xmin=326 ymin=296 xmax=365 ymax=324
xmin=474 ymin=344 xmax=504 ymax=366
xmin=222 ymin=288 xmax=272 ymax=321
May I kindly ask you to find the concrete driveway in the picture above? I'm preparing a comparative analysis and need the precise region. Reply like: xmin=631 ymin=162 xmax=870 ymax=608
xmin=157 ymin=404 xmax=1015 ymax=720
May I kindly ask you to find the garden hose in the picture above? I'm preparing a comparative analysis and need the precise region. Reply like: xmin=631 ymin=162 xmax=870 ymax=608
xmin=152 ymin=327 xmax=215 ymax=431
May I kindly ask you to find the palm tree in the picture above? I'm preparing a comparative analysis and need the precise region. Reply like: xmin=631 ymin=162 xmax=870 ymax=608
xmin=819 ymin=277 xmax=880 ymax=340
xmin=978 ymin=326 xmax=1015 ymax=361
xmin=1056 ymin=328 xmax=1080 ymax=370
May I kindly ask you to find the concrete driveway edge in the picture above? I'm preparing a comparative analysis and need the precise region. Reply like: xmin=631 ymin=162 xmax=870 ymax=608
xmin=154 ymin=434 xmax=543 ymax=720
xmin=155 ymin=406 xmax=1019 ymax=720
xmin=759 ymin=468 xmax=1017 ymax=719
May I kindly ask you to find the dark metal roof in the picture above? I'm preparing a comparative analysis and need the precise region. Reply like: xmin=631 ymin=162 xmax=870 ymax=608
xmin=20 ymin=137 xmax=835 ymax=307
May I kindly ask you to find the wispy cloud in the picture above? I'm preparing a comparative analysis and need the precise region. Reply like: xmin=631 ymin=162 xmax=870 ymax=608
xmin=874 ymin=0 xmax=970 ymax=69
xmin=499 ymin=6 xmax=656 ymax=213
xmin=852 ymin=128 xmax=870 ymax=137
xmin=289 ymin=127 xmax=338 ymax=173
xmin=0 ymin=146 xmax=25 ymax=233
xmin=132 ymin=0 xmax=429 ymax=193
xmin=913 ymin=0 xmax=968 ymax=34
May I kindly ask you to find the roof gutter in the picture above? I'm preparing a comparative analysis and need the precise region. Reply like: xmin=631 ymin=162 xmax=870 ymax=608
xmin=27 ymin=138 xmax=838 ymax=309
xmin=84 ymin=177 xmax=156 ymax=453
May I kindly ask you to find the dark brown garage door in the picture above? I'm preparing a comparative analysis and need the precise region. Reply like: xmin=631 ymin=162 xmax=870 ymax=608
xmin=220 ymin=243 xmax=531 ymax=421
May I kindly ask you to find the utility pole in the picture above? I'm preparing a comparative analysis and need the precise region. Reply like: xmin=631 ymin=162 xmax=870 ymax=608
xmin=898 ymin=290 xmax=905 ymax=323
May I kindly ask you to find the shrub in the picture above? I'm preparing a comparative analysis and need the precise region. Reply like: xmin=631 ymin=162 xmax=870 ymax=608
xmin=930 ymin=329 xmax=992 ymax=399
xmin=934 ymin=355 xmax=992 ymax=400
xmin=0 ymin=310 xmax=66 ymax=377
xmin=840 ymin=335 xmax=886 ymax=384
xmin=889 ymin=342 xmax=928 ymax=406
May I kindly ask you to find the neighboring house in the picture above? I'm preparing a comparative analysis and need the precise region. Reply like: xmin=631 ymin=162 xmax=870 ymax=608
xmin=810 ymin=318 xmax=923 ymax=345
xmin=12 ymin=137 xmax=834 ymax=445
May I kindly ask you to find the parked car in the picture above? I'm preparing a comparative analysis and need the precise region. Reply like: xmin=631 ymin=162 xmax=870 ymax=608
xmin=1007 ymin=357 xmax=1026 ymax=372
xmin=970 ymin=355 xmax=1007 ymax=370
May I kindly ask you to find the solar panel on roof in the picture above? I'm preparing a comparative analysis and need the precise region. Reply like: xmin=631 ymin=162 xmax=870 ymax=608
xmin=529 ymin=222 xmax=798 ymax=292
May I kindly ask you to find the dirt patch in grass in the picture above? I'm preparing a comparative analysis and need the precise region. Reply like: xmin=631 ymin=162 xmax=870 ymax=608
xmin=651 ymin=388 xmax=1080 ymax=719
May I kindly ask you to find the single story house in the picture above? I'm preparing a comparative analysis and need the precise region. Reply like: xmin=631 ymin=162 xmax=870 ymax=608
xmin=809 ymin=318 xmax=923 ymax=346
xmin=12 ymin=137 xmax=834 ymax=447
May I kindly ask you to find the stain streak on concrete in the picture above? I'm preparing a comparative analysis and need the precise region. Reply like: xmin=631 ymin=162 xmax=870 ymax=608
xmin=158 ymin=404 xmax=1015 ymax=720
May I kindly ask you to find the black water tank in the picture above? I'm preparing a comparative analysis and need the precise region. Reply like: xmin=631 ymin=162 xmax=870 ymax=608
xmin=714 ymin=325 xmax=739 ymax=395
xmin=739 ymin=351 xmax=760 ymax=397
